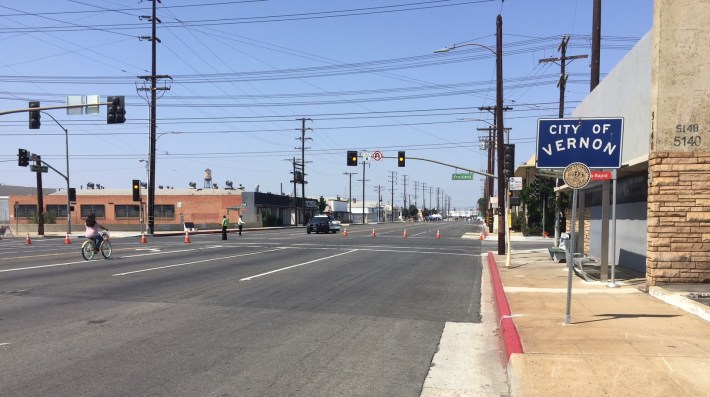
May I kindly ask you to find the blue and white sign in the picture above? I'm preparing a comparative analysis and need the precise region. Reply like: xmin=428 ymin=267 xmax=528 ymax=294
xmin=536 ymin=118 xmax=624 ymax=169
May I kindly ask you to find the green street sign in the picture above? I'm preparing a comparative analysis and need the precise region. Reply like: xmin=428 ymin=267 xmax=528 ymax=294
xmin=30 ymin=165 xmax=49 ymax=173
xmin=452 ymin=173 xmax=474 ymax=180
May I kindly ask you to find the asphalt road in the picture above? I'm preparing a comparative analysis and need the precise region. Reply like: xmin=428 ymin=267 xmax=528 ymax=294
xmin=0 ymin=221 xmax=505 ymax=396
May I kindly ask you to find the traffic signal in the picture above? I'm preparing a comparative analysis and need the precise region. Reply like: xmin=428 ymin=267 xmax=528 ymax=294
xmin=347 ymin=150 xmax=358 ymax=166
xmin=68 ymin=188 xmax=76 ymax=202
xmin=397 ymin=151 xmax=405 ymax=167
xmin=132 ymin=179 xmax=141 ymax=202
xmin=504 ymin=144 xmax=515 ymax=178
xmin=18 ymin=148 xmax=30 ymax=167
xmin=107 ymin=96 xmax=126 ymax=124
xmin=29 ymin=101 xmax=41 ymax=129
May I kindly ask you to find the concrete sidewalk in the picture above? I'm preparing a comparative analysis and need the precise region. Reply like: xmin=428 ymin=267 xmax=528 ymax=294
xmin=486 ymin=248 xmax=710 ymax=397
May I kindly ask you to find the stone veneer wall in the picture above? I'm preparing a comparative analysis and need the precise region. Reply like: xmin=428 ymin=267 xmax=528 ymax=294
xmin=564 ymin=208 xmax=591 ymax=256
xmin=646 ymin=152 xmax=710 ymax=284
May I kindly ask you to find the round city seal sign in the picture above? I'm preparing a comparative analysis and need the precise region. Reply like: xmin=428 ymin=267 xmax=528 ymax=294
xmin=563 ymin=162 xmax=591 ymax=189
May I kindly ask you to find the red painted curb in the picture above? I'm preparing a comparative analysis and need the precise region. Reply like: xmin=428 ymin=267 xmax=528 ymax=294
xmin=487 ymin=251 xmax=523 ymax=363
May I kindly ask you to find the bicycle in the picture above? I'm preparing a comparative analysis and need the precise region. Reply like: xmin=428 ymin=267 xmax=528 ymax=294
xmin=81 ymin=231 xmax=112 ymax=260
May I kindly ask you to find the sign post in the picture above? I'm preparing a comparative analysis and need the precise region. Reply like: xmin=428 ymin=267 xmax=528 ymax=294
xmin=562 ymin=162 xmax=591 ymax=324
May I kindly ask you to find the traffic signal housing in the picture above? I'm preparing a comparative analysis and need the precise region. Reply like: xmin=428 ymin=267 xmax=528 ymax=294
xmin=132 ymin=179 xmax=141 ymax=202
xmin=397 ymin=151 xmax=405 ymax=167
xmin=18 ymin=148 xmax=30 ymax=167
xmin=29 ymin=101 xmax=41 ymax=129
xmin=107 ymin=96 xmax=126 ymax=124
xmin=347 ymin=151 xmax=358 ymax=166
xmin=68 ymin=188 xmax=77 ymax=202
xmin=504 ymin=144 xmax=515 ymax=178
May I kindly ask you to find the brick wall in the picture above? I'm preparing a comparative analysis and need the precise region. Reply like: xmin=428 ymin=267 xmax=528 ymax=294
xmin=646 ymin=152 xmax=710 ymax=284
xmin=8 ymin=190 xmax=242 ymax=231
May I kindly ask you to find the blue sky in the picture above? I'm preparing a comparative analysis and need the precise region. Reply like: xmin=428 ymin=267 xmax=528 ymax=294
xmin=0 ymin=0 xmax=653 ymax=211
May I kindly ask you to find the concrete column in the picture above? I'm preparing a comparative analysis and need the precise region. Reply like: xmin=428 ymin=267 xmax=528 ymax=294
xmin=647 ymin=0 xmax=710 ymax=285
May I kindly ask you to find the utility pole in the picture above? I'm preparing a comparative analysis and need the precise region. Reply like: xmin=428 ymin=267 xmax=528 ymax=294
xmin=495 ymin=14 xmax=506 ymax=255
xmin=413 ymin=181 xmax=419 ymax=208
xmin=291 ymin=157 xmax=299 ymax=225
xmin=591 ymin=0 xmax=602 ymax=91
xmin=137 ymin=0 xmax=171 ymax=235
xmin=343 ymin=172 xmax=358 ymax=223
xmin=429 ymin=187 xmax=433 ymax=214
xmin=35 ymin=155 xmax=44 ymax=236
xmin=436 ymin=187 xmax=440 ymax=214
xmin=295 ymin=118 xmax=312 ymax=225
xmin=373 ymin=185 xmax=384 ymax=222
xmin=402 ymin=174 xmax=408 ymax=220
xmin=388 ymin=171 xmax=397 ymax=222
xmin=358 ymin=160 xmax=369 ymax=224
xmin=422 ymin=182 xmax=427 ymax=214
xmin=539 ymin=36 xmax=587 ymax=246
xmin=539 ymin=36 xmax=588 ymax=120
xmin=479 ymin=110 xmax=511 ymax=234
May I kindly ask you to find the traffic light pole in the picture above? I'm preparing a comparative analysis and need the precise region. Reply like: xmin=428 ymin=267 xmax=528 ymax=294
xmin=41 ymin=111 xmax=72 ymax=235
xmin=384 ymin=156 xmax=495 ymax=178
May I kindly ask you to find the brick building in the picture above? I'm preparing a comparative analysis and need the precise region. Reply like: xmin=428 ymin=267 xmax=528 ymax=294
xmin=6 ymin=187 xmax=243 ymax=233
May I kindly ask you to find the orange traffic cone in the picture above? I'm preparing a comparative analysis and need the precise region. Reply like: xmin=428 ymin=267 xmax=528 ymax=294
xmin=184 ymin=231 xmax=191 ymax=243
xmin=403 ymin=229 xmax=408 ymax=238
xmin=371 ymin=228 xmax=377 ymax=237
xmin=479 ymin=233 xmax=484 ymax=240
xmin=343 ymin=228 xmax=348 ymax=237
xmin=64 ymin=233 xmax=71 ymax=244
xmin=436 ymin=229 xmax=441 ymax=239
xmin=140 ymin=233 xmax=147 ymax=244
xmin=25 ymin=233 xmax=32 ymax=245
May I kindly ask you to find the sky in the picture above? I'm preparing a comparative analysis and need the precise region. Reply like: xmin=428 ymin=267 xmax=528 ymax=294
xmin=0 ymin=0 xmax=654 ymax=211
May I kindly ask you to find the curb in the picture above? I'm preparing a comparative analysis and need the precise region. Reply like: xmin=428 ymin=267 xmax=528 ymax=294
xmin=648 ymin=286 xmax=710 ymax=323
xmin=487 ymin=251 xmax=523 ymax=364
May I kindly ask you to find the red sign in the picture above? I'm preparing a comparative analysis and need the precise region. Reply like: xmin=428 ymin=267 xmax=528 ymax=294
xmin=590 ymin=171 xmax=612 ymax=180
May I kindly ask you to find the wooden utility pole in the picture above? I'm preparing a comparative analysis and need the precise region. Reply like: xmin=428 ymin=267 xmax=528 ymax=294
xmin=591 ymin=0 xmax=602 ymax=91
xmin=295 ymin=118 xmax=312 ymax=224
xmin=539 ymin=36 xmax=588 ymax=246
xmin=137 ymin=0 xmax=171 ymax=235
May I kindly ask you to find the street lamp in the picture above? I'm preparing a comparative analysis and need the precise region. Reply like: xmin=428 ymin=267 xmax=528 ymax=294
xmin=435 ymin=15 xmax=506 ymax=255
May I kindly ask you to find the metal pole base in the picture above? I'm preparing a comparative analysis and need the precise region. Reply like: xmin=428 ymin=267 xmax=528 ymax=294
xmin=606 ymin=282 xmax=620 ymax=288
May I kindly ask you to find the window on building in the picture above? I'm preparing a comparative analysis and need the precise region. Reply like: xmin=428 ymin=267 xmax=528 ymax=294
xmin=46 ymin=205 xmax=68 ymax=218
xmin=115 ymin=204 xmax=140 ymax=219
xmin=155 ymin=205 xmax=175 ymax=219
xmin=81 ymin=205 xmax=106 ymax=219
xmin=16 ymin=205 xmax=37 ymax=219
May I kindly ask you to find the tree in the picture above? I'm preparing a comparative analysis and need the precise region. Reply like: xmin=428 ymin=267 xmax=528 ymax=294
xmin=477 ymin=197 xmax=487 ymax=217
xmin=318 ymin=196 xmax=327 ymax=213
xmin=519 ymin=177 xmax=568 ymax=236
xmin=407 ymin=204 xmax=418 ymax=220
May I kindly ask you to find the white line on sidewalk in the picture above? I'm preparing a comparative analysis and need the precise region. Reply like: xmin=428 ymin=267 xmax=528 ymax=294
xmin=240 ymin=249 xmax=358 ymax=281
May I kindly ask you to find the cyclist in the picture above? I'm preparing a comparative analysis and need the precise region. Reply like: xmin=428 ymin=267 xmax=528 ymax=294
xmin=85 ymin=214 xmax=108 ymax=252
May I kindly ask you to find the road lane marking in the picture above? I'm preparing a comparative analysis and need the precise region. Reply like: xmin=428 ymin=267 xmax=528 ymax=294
xmin=0 ymin=260 xmax=89 ymax=273
xmin=240 ymin=249 xmax=358 ymax=281
xmin=112 ymin=248 xmax=285 ymax=276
